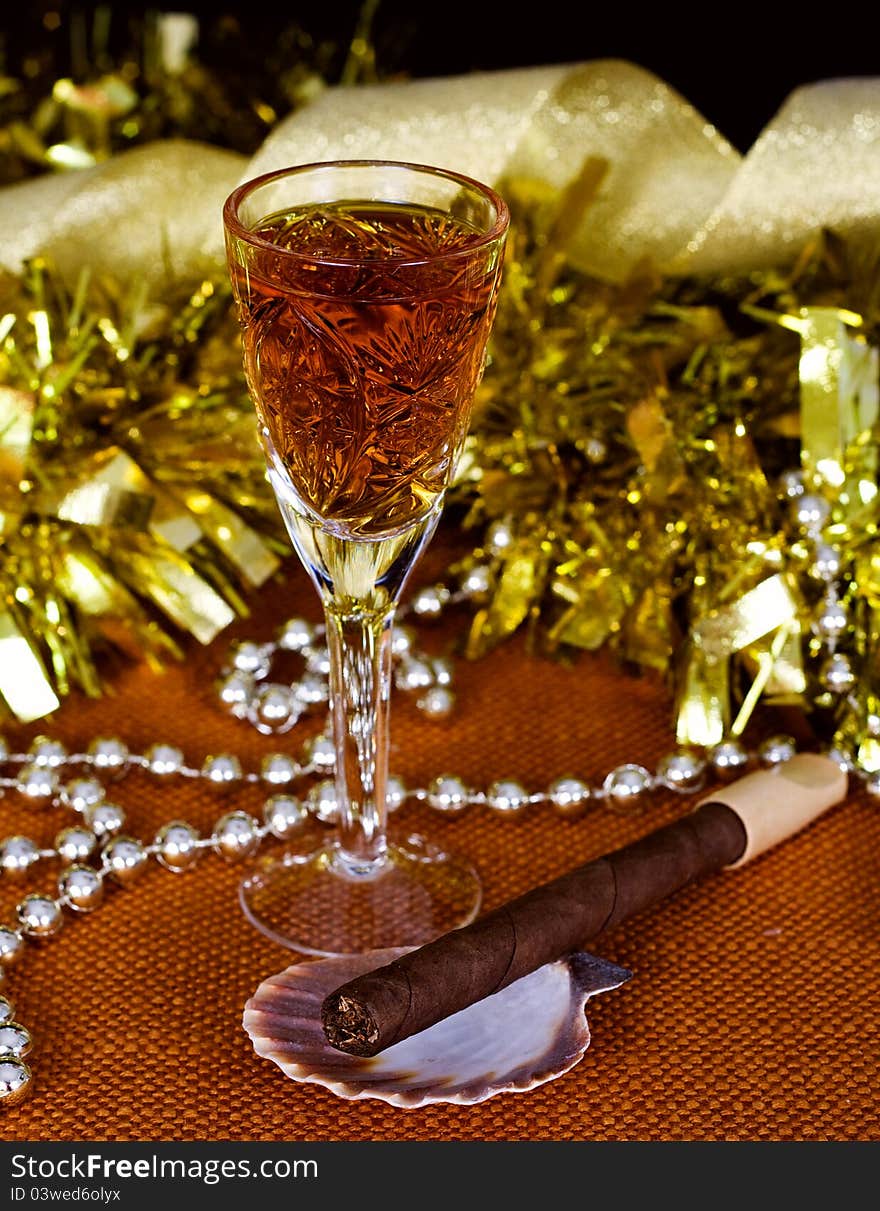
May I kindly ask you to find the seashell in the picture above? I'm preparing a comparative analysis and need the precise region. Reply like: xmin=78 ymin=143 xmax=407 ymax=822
xmin=243 ymin=947 xmax=631 ymax=1108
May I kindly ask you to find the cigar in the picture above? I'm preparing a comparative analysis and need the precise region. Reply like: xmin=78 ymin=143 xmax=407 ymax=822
xmin=321 ymin=754 xmax=847 ymax=1056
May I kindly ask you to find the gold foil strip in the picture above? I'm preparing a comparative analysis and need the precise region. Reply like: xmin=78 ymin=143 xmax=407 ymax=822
xmin=173 ymin=488 xmax=279 ymax=586
xmin=59 ymin=548 xmax=124 ymax=616
xmin=856 ymin=684 xmax=880 ymax=772
xmin=467 ymin=545 xmax=546 ymax=657
xmin=0 ymin=385 xmax=34 ymax=470
xmin=757 ymin=625 xmax=807 ymax=699
xmin=60 ymin=447 xmax=201 ymax=549
xmin=59 ymin=546 xmax=181 ymax=672
xmin=695 ymin=574 xmax=800 ymax=658
xmin=53 ymin=481 xmax=154 ymax=529
xmin=0 ymin=610 xmax=60 ymax=721
xmin=856 ymin=738 xmax=880 ymax=773
xmin=130 ymin=553 xmax=235 ymax=645
xmin=0 ymin=511 xmax=21 ymax=539
xmin=677 ymin=574 xmax=801 ymax=746
xmin=784 ymin=306 xmax=879 ymax=504
xmin=55 ymin=451 xmax=241 ymax=644
xmin=626 ymin=395 xmax=686 ymax=499
xmin=832 ymin=685 xmax=880 ymax=773
xmin=0 ymin=386 xmax=34 ymax=528
xmin=730 ymin=619 xmax=800 ymax=736
xmin=675 ymin=636 xmax=729 ymax=749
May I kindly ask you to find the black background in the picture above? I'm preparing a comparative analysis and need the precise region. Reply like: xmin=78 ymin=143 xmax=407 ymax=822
xmin=2 ymin=1 xmax=880 ymax=151
xmin=348 ymin=0 xmax=880 ymax=151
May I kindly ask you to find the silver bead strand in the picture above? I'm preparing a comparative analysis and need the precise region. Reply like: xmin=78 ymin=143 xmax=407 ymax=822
xmin=791 ymin=479 xmax=856 ymax=702
xmin=0 ymin=718 xmax=872 ymax=1108
xmin=218 ymin=586 xmax=463 ymax=729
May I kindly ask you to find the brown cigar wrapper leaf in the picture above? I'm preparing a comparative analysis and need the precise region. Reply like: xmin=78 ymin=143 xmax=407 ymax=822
xmin=321 ymin=802 xmax=744 ymax=1056
xmin=321 ymin=755 xmax=847 ymax=1058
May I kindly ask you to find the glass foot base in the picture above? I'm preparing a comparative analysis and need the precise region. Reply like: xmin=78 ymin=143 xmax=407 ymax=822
xmin=239 ymin=836 xmax=482 ymax=956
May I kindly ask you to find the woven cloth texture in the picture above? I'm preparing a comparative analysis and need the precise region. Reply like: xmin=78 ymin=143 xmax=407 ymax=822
xmin=1 ymin=544 xmax=877 ymax=1142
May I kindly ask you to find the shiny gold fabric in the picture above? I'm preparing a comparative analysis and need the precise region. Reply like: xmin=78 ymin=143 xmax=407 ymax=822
xmin=0 ymin=140 xmax=244 ymax=291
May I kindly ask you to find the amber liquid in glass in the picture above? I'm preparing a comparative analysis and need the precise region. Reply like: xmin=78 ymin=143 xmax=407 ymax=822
xmin=231 ymin=201 xmax=501 ymax=540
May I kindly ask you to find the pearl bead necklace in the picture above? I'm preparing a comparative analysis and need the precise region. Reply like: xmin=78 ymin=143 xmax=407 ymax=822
xmin=0 ymin=725 xmax=872 ymax=1108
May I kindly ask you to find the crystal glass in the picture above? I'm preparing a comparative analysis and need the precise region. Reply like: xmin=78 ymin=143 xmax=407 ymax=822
xmin=223 ymin=160 xmax=509 ymax=955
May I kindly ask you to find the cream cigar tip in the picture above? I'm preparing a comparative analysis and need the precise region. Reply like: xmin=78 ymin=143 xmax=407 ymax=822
xmin=698 ymin=753 xmax=848 ymax=868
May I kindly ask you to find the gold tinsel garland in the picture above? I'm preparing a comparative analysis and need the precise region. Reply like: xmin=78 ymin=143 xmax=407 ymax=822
xmin=451 ymin=172 xmax=880 ymax=758
xmin=2 ymin=18 xmax=880 ymax=761
xmin=0 ymin=6 xmax=375 ymax=723
xmin=0 ymin=5 xmax=374 ymax=179
xmin=0 ymin=261 xmax=284 ymax=721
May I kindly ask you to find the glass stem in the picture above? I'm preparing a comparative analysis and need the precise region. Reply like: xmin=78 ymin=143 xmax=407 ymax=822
xmin=323 ymin=599 xmax=395 ymax=879
xmin=275 ymin=497 xmax=443 ymax=882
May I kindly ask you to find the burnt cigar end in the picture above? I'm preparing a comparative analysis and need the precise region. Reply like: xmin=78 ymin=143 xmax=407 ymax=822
xmin=320 ymin=992 xmax=380 ymax=1057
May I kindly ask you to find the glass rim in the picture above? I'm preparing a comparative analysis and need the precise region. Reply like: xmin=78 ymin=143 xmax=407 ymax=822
xmin=223 ymin=158 xmax=510 ymax=268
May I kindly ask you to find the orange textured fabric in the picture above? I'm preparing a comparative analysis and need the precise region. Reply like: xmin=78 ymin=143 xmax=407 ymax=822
xmin=1 ymin=547 xmax=877 ymax=1142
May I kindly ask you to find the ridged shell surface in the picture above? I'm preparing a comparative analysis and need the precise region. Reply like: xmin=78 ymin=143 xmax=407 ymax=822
xmin=244 ymin=947 xmax=630 ymax=1108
